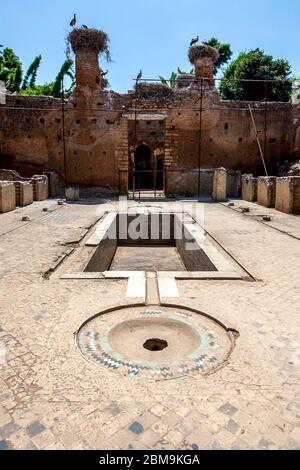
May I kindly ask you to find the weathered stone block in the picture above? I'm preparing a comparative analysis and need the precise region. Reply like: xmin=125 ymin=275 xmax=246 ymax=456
xmin=275 ymin=177 xmax=300 ymax=214
xmin=43 ymin=171 xmax=61 ymax=198
xmin=257 ymin=177 xmax=277 ymax=208
xmin=0 ymin=181 xmax=16 ymax=213
xmin=14 ymin=181 xmax=33 ymax=207
xmin=31 ymin=175 xmax=48 ymax=201
xmin=242 ymin=174 xmax=258 ymax=202
xmin=65 ymin=186 xmax=80 ymax=201
xmin=213 ymin=168 xmax=227 ymax=201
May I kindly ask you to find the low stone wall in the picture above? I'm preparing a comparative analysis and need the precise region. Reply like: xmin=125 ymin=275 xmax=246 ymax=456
xmin=257 ymin=177 xmax=277 ymax=208
xmin=242 ymin=174 xmax=258 ymax=202
xmin=0 ymin=181 xmax=16 ymax=213
xmin=0 ymin=169 xmax=24 ymax=181
xmin=213 ymin=168 xmax=227 ymax=202
xmin=226 ymin=170 xmax=241 ymax=198
xmin=275 ymin=177 xmax=300 ymax=214
xmin=14 ymin=181 xmax=33 ymax=207
xmin=43 ymin=171 xmax=63 ymax=198
xmin=65 ymin=186 xmax=80 ymax=201
xmin=166 ymin=169 xmax=214 ymax=196
xmin=31 ymin=175 xmax=48 ymax=201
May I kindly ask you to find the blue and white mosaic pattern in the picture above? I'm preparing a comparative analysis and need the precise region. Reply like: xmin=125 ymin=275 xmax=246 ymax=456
xmin=77 ymin=306 xmax=233 ymax=380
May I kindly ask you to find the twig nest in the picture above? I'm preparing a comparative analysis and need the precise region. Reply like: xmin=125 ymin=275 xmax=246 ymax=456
xmin=188 ymin=45 xmax=219 ymax=65
xmin=135 ymin=83 xmax=174 ymax=100
xmin=176 ymin=74 xmax=194 ymax=89
xmin=69 ymin=28 xmax=110 ymax=57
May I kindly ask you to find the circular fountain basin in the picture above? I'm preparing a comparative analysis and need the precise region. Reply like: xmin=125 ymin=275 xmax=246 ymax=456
xmin=76 ymin=305 xmax=235 ymax=380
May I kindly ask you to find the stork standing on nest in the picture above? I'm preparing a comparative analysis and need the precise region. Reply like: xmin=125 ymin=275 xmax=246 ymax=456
xmin=190 ymin=35 xmax=199 ymax=47
xmin=70 ymin=14 xmax=77 ymax=28
xmin=136 ymin=70 xmax=142 ymax=81
xmin=101 ymin=70 xmax=108 ymax=77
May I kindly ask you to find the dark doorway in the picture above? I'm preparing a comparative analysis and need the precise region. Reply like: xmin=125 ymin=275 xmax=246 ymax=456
xmin=134 ymin=144 xmax=152 ymax=189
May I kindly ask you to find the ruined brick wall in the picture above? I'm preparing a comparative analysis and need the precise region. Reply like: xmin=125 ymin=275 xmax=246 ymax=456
xmin=174 ymin=100 xmax=292 ymax=174
xmin=0 ymin=89 xmax=294 ymax=192
xmin=0 ymin=95 xmax=128 ymax=191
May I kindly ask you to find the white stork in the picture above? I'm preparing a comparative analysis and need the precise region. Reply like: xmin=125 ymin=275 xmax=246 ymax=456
xmin=190 ymin=35 xmax=199 ymax=47
xmin=70 ymin=14 xmax=77 ymax=28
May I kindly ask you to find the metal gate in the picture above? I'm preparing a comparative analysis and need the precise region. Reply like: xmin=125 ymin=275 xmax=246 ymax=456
xmin=128 ymin=169 xmax=165 ymax=200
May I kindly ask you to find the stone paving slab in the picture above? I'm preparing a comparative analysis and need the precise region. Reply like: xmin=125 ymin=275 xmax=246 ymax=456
xmin=0 ymin=198 xmax=299 ymax=449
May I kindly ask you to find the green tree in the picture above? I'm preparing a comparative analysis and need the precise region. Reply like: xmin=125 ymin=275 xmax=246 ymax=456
xmin=203 ymin=38 xmax=232 ymax=75
xmin=21 ymin=59 xmax=75 ymax=97
xmin=20 ymin=83 xmax=55 ymax=96
xmin=22 ymin=55 xmax=42 ymax=89
xmin=52 ymin=59 xmax=74 ymax=97
xmin=0 ymin=47 xmax=23 ymax=92
xmin=220 ymin=48 xmax=293 ymax=102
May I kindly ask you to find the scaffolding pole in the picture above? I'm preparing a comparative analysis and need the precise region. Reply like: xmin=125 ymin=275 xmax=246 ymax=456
xmin=248 ymin=104 xmax=268 ymax=177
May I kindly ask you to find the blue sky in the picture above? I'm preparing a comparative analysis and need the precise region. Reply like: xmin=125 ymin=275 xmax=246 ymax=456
xmin=1 ymin=0 xmax=299 ymax=92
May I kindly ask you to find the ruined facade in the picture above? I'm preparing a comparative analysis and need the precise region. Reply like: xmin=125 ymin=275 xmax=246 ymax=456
xmin=0 ymin=27 xmax=299 ymax=195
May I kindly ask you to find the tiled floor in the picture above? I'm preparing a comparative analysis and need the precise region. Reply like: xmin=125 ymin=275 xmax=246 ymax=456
xmin=0 ymin=197 xmax=300 ymax=450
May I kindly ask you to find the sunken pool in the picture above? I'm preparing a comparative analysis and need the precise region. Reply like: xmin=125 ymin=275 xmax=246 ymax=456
xmin=77 ymin=211 xmax=244 ymax=279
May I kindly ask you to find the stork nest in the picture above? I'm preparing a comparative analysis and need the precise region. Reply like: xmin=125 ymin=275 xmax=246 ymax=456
xmin=188 ymin=45 xmax=219 ymax=65
xmin=135 ymin=83 xmax=174 ymax=100
xmin=176 ymin=74 xmax=194 ymax=89
xmin=68 ymin=28 xmax=110 ymax=60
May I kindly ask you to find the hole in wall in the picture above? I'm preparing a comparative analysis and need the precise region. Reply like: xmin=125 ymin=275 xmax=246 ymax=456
xmin=224 ymin=123 xmax=229 ymax=130
xmin=269 ymin=138 xmax=276 ymax=144
xmin=40 ymin=118 xmax=45 ymax=125
xmin=239 ymin=137 xmax=243 ymax=142
xmin=143 ymin=338 xmax=168 ymax=352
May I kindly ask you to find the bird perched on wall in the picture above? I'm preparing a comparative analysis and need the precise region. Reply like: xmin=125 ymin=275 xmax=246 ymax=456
xmin=70 ymin=14 xmax=77 ymax=28
xmin=177 ymin=67 xmax=185 ymax=75
xmin=190 ymin=35 xmax=199 ymax=47
xmin=136 ymin=70 xmax=142 ymax=81
xmin=101 ymin=70 xmax=108 ymax=77
xmin=82 ymin=24 xmax=88 ymax=29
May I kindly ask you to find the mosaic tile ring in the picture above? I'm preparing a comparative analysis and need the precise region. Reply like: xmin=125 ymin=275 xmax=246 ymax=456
xmin=75 ymin=304 xmax=235 ymax=380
